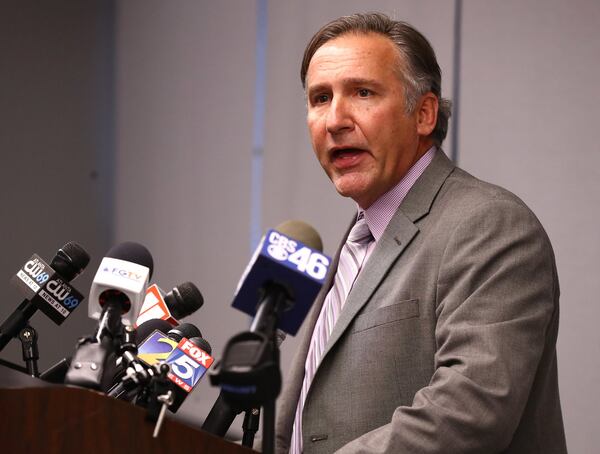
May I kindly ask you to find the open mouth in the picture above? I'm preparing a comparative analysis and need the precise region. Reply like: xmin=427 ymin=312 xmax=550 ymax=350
xmin=330 ymin=148 xmax=367 ymax=169
xmin=332 ymin=148 xmax=365 ymax=159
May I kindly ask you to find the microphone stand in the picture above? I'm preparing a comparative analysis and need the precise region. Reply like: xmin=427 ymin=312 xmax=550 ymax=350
xmin=0 ymin=300 xmax=37 ymax=352
xmin=242 ymin=407 xmax=261 ymax=448
xmin=208 ymin=282 xmax=289 ymax=454
xmin=18 ymin=324 xmax=39 ymax=377
xmin=64 ymin=293 xmax=129 ymax=389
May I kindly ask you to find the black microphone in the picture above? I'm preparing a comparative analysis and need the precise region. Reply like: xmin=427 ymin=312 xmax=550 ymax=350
xmin=112 ymin=323 xmax=214 ymax=415
xmin=64 ymin=242 xmax=153 ymax=390
xmin=135 ymin=281 xmax=204 ymax=327
xmin=168 ymin=322 xmax=202 ymax=341
xmin=165 ymin=334 xmax=212 ymax=413
xmin=136 ymin=318 xmax=174 ymax=344
xmin=0 ymin=242 xmax=90 ymax=352
xmin=108 ymin=322 xmax=201 ymax=399
xmin=165 ymin=282 xmax=204 ymax=320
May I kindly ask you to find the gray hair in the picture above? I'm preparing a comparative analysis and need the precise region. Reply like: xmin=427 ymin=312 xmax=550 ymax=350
xmin=300 ymin=12 xmax=452 ymax=147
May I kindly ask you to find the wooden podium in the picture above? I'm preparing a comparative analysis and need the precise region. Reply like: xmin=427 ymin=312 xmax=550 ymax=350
xmin=0 ymin=364 xmax=256 ymax=453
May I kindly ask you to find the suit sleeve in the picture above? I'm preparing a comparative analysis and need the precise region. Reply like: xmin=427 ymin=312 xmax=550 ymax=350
xmin=336 ymin=198 xmax=559 ymax=453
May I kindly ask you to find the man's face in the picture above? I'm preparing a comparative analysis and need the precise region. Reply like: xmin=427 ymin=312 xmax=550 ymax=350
xmin=305 ymin=33 xmax=430 ymax=209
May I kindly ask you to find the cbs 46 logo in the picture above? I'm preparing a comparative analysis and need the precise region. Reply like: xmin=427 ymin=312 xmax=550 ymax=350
xmin=267 ymin=232 xmax=329 ymax=280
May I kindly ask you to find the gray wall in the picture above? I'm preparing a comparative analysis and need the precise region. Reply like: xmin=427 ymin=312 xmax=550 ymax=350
xmin=2 ymin=1 xmax=599 ymax=451
xmin=0 ymin=1 xmax=114 ymax=373
xmin=459 ymin=2 xmax=600 ymax=450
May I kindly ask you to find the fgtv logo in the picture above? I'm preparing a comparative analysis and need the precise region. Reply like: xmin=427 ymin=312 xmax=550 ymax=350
xmin=101 ymin=266 xmax=146 ymax=282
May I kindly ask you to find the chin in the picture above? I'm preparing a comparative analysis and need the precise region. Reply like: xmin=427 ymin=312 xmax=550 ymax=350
xmin=334 ymin=185 xmax=368 ymax=206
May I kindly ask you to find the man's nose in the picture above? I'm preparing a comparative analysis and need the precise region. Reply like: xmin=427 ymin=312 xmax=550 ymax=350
xmin=326 ymin=97 xmax=354 ymax=134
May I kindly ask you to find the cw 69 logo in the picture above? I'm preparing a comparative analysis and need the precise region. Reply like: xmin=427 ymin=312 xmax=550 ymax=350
xmin=46 ymin=280 xmax=80 ymax=309
xmin=24 ymin=259 xmax=50 ymax=284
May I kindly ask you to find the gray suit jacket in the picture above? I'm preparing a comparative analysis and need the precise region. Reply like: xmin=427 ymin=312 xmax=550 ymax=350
xmin=275 ymin=151 xmax=566 ymax=453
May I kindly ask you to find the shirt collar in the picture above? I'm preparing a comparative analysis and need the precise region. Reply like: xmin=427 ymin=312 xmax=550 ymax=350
xmin=358 ymin=146 xmax=437 ymax=241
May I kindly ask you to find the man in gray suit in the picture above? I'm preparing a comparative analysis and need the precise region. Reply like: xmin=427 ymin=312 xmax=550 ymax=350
xmin=275 ymin=12 xmax=566 ymax=453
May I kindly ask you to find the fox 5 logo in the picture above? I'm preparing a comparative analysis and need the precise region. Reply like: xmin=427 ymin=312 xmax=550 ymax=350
xmin=165 ymin=339 xmax=213 ymax=391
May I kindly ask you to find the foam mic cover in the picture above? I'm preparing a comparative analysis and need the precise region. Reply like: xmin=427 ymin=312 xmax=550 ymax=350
xmin=135 ymin=282 xmax=203 ymax=327
xmin=164 ymin=282 xmax=204 ymax=320
xmin=169 ymin=323 xmax=202 ymax=341
xmin=135 ymin=318 xmax=173 ymax=344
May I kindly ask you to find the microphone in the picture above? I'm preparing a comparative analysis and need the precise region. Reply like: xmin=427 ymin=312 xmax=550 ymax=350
xmin=64 ymin=242 xmax=153 ymax=389
xmin=204 ymin=221 xmax=328 ymax=438
xmin=133 ymin=322 xmax=201 ymax=368
xmin=101 ymin=318 xmax=173 ymax=396
xmin=109 ymin=322 xmax=201 ymax=391
xmin=231 ymin=220 xmax=330 ymax=335
xmin=88 ymin=241 xmax=153 ymax=327
xmin=161 ymin=334 xmax=213 ymax=413
xmin=165 ymin=282 xmax=204 ymax=320
xmin=135 ymin=282 xmax=204 ymax=327
xmin=136 ymin=318 xmax=174 ymax=344
xmin=114 ymin=323 xmax=213 ymax=413
xmin=0 ymin=242 xmax=90 ymax=351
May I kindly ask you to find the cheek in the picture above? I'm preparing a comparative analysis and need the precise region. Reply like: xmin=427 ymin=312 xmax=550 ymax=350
xmin=307 ymin=116 xmax=320 ymax=139
xmin=307 ymin=119 xmax=326 ymax=155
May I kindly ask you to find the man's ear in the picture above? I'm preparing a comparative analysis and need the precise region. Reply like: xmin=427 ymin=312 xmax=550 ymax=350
xmin=416 ymin=92 xmax=438 ymax=137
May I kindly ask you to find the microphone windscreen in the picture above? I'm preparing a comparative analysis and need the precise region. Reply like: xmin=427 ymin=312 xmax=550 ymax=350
xmin=275 ymin=220 xmax=323 ymax=252
xmin=106 ymin=241 xmax=154 ymax=279
xmin=168 ymin=322 xmax=201 ymax=341
xmin=165 ymin=282 xmax=204 ymax=319
xmin=50 ymin=241 xmax=91 ymax=281
xmin=188 ymin=336 xmax=212 ymax=355
xmin=135 ymin=318 xmax=173 ymax=344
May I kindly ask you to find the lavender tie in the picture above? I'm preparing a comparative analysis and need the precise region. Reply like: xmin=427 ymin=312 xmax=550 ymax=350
xmin=290 ymin=215 xmax=373 ymax=453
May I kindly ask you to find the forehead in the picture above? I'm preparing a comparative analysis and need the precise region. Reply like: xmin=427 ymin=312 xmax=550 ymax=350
xmin=306 ymin=33 xmax=401 ymax=87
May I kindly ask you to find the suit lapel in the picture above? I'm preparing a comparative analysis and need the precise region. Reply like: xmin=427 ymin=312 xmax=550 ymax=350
xmin=319 ymin=150 xmax=456 ymax=365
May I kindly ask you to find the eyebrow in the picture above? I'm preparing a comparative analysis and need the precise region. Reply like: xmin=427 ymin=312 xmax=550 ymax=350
xmin=306 ymin=77 xmax=385 ymax=95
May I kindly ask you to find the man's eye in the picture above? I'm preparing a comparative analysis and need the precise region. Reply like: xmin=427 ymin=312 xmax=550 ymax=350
xmin=314 ymin=94 xmax=330 ymax=104
xmin=357 ymin=88 xmax=371 ymax=97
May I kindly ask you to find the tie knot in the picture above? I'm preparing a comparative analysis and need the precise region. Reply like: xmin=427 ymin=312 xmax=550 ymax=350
xmin=347 ymin=215 xmax=372 ymax=244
